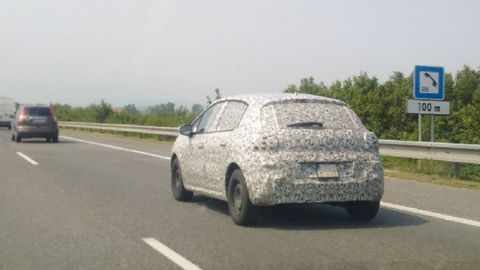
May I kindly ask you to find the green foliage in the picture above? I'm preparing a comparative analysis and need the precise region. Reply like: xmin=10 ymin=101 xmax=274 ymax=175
xmin=51 ymin=101 xmax=197 ymax=127
xmin=206 ymin=88 xmax=222 ymax=105
xmin=123 ymin=104 xmax=138 ymax=114
xmin=285 ymin=66 xmax=480 ymax=144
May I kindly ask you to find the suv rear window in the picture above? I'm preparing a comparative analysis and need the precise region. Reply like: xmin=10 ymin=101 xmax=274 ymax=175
xmin=261 ymin=100 xmax=356 ymax=130
xmin=24 ymin=107 xmax=51 ymax=116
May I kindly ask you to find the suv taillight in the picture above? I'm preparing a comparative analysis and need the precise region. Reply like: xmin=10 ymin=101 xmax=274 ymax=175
xmin=50 ymin=108 xmax=57 ymax=122
xmin=18 ymin=108 xmax=26 ymax=123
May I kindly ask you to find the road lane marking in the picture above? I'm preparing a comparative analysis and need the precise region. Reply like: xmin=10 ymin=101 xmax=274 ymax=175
xmin=142 ymin=238 xmax=202 ymax=270
xmin=17 ymin=152 xmax=39 ymax=165
xmin=381 ymin=202 xmax=480 ymax=228
xmin=60 ymin=135 xmax=170 ymax=160
xmin=61 ymin=134 xmax=480 ymax=228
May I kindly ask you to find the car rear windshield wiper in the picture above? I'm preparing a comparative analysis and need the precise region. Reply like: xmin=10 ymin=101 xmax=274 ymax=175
xmin=286 ymin=121 xmax=323 ymax=128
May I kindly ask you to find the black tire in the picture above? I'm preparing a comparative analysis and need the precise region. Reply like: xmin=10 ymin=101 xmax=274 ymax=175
xmin=227 ymin=169 xmax=256 ymax=226
xmin=52 ymin=136 xmax=58 ymax=143
xmin=171 ymin=159 xmax=193 ymax=201
xmin=345 ymin=201 xmax=380 ymax=221
xmin=7 ymin=125 xmax=11 ymax=130
xmin=46 ymin=137 xmax=51 ymax=142
xmin=11 ymin=134 xmax=15 ymax=141
xmin=15 ymin=134 xmax=21 ymax=143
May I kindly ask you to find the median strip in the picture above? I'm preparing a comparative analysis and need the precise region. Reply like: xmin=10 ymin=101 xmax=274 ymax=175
xmin=16 ymin=152 xmax=39 ymax=165
xmin=142 ymin=238 xmax=202 ymax=270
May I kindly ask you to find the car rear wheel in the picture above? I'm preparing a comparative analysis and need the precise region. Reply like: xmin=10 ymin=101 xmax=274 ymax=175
xmin=345 ymin=201 xmax=380 ymax=221
xmin=171 ymin=159 xmax=193 ymax=201
xmin=227 ymin=169 xmax=256 ymax=226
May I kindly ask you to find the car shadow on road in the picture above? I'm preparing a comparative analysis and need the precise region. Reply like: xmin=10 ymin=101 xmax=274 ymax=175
xmin=190 ymin=195 xmax=428 ymax=230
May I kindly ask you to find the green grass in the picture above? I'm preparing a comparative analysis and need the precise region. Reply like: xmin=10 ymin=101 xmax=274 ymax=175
xmin=382 ymin=156 xmax=480 ymax=191
xmin=384 ymin=169 xmax=480 ymax=191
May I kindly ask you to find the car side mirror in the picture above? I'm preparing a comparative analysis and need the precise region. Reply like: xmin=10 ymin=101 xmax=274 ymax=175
xmin=179 ymin=124 xmax=193 ymax=136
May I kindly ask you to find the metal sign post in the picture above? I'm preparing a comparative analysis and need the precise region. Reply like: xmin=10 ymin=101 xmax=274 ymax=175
xmin=409 ymin=65 xmax=449 ymax=169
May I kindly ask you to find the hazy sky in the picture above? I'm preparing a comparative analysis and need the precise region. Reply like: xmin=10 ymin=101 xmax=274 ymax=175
xmin=1 ymin=0 xmax=479 ymax=107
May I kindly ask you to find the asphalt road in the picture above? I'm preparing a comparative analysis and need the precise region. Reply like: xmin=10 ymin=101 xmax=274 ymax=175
xmin=1 ymin=129 xmax=479 ymax=270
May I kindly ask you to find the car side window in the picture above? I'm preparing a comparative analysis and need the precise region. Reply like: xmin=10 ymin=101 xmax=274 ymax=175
xmin=216 ymin=101 xmax=248 ymax=132
xmin=203 ymin=103 xmax=225 ymax=133
xmin=195 ymin=103 xmax=224 ymax=134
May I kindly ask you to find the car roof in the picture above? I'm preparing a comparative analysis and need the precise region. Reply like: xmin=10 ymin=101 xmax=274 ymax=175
xmin=213 ymin=93 xmax=346 ymax=108
xmin=21 ymin=104 xmax=50 ymax=108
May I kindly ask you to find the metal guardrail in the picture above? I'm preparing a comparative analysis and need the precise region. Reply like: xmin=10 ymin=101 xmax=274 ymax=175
xmin=58 ymin=121 xmax=480 ymax=165
xmin=379 ymin=140 xmax=480 ymax=165
xmin=58 ymin=121 xmax=179 ymax=136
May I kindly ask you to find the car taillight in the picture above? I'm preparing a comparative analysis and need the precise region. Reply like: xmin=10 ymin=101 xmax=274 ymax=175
xmin=50 ymin=108 xmax=57 ymax=122
xmin=18 ymin=108 xmax=26 ymax=123
xmin=254 ymin=135 xmax=279 ymax=151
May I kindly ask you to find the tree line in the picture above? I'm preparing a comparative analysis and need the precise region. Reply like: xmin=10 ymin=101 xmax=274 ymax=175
xmin=51 ymin=90 xmax=223 ymax=127
xmin=52 ymin=66 xmax=480 ymax=145
xmin=285 ymin=65 xmax=480 ymax=144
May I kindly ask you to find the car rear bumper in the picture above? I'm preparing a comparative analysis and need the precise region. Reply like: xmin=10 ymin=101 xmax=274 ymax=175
xmin=244 ymin=158 xmax=384 ymax=206
xmin=17 ymin=125 xmax=59 ymax=138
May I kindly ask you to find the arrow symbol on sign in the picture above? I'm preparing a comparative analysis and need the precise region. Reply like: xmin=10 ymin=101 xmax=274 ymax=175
xmin=424 ymin=72 xmax=437 ymax=87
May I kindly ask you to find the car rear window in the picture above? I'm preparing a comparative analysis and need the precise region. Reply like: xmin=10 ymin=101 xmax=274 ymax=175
xmin=261 ymin=100 xmax=357 ymax=130
xmin=24 ymin=107 xmax=51 ymax=116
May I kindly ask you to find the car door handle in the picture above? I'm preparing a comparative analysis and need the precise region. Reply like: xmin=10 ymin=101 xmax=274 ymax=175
xmin=220 ymin=143 xmax=227 ymax=147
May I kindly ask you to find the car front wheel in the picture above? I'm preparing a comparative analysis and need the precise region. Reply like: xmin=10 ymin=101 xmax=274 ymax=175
xmin=227 ymin=169 xmax=256 ymax=226
xmin=345 ymin=201 xmax=380 ymax=221
xmin=171 ymin=159 xmax=193 ymax=201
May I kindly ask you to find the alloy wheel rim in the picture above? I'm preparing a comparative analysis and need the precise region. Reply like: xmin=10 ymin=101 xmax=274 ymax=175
xmin=233 ymin=182 xmax=243 ymax=214
xmin=174 ymin=169 xmax=181 ymax=190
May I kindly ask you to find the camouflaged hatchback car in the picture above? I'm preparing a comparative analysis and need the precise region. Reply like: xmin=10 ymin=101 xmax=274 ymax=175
xmin=171 ymin=93 xmax=384 ymax=225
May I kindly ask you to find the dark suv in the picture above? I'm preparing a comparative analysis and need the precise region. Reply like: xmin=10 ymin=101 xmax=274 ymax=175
xmin=11 ymin=105 xmax=59 ymax=143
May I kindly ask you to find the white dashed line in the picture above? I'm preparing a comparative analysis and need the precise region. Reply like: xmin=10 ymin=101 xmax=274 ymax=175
xmin=142 ymin=238 xmax=202 ymax=270
xmin=17 ymin=152 xmax=39 ymax=165
xmin=60 ymin=135 xmax=170 ymax=160
xmin=62 ymin=134 xmax=480 ymax=228
xmin=381 ymin=202 xmax=480 ymax=228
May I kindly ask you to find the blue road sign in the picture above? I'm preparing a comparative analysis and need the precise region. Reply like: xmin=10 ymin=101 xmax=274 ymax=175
xmin=414 ymin=66 xmax=444 ymax=100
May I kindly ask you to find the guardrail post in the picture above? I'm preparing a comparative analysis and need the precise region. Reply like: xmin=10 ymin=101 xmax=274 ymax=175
xmin=453 ymin=163 xmax=460 ymax=178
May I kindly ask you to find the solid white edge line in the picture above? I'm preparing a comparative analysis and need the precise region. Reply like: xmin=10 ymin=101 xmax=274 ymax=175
xmin=142 ymin=238 xmax=202 ymax=270
xmin=60 ymin=135 xmax=170 ymax=160
xmin=16 ymin=152 xmax=39 ymax=165
xmin=381 ymin=202 xmax=480 ymax=228
xmin=61 ymin=134 xmax=480 ymax=228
